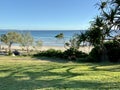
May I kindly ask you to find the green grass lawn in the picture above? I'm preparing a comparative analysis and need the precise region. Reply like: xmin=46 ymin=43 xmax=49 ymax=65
xmin=0 ymin=56 xmax=120 ymax=90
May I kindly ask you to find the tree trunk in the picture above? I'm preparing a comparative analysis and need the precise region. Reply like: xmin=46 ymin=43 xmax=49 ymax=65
xmin=0 ymin=44 xmax=1 ymax=52
xmin=100 ymin=41 xmax=109 ymax=62
xmin=8 ymin=44 xmax=12 ymax=55
xmin=26 ymin=46 xmax=29 ymax=54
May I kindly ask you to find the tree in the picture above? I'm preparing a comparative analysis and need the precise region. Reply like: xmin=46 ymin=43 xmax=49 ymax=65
xmin=55 ymin=33 xmax=64 ymax=40
xmin=75 ymin=31 xmax=90 ymax=47
xmin=65 ymin=37 xmax=80 ymax=49
xmin=71 ymin=0 xmax=120 ymax=62
xmin=55 ymin=33 xmax=65 ymax=47
xmin=90 ymin=17 xmax=110 ymax=61
xmin=110 ymin=0 xmax=120 ymax=29
xmin=76 ymin=16 xmax=106 ymax=46
xmin=1 ymin=32 xmax=21 ymax=55
xmin=35 ymin=40 xmax=43 ymax=47
xmin=97 ymin=0 xmax=120 ymax=59
xmin=33 ymin=40 xmax=43 ymax=52
xmin=98 ymin=0 xmax=120 ymax=33
xmin=20 ymin=32 xmax=34 ymax=53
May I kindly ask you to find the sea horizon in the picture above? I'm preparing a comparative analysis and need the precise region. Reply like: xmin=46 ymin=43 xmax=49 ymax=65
xmin=0 ymin=30 xmax=87 ymax=47
xmin=0 ymin=29 xmax=119 ymax=47
xmin=0 ymin=29 xmax=86 ymax=31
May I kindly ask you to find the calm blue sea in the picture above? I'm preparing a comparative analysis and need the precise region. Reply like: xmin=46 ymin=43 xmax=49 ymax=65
xmin=0 ymin=30 xmax=119 ymax=46
xmin=0 ymin=30 xmax=85 ymax=46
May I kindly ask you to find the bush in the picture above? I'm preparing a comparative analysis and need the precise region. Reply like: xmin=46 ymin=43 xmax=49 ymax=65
xmin=33 ymin=48 xmax=88 ymax=61
xmin=33 ymin=49 xmax=63 ymax=58
xmin=104 ymin=40 xmax=120 ymax=49
xmin=104 ymin=41 xmax=120 ymax=62
xmin=63 ymin=48 xmax=88 ymax=60
xmin=108 ymin=47 xmax=120 ymax=62
xmin=89 ymin=46 xmax=102 ymax=62
xmin=89 ymin=41 xmax=120 ymax=62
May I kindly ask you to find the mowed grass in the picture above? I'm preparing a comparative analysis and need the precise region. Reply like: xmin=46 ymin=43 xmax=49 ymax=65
xmin=0 ymin=56 xmax=120 ymax=90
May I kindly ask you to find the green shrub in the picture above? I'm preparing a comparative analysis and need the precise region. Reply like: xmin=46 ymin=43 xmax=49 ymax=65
xmin=33 ymin=49 xmax=63 ymax=58
xmin=63 ymin=48 xmax=88 ymax=60
xmin=104 ymin=41 xmax=120 ymax=62
xmin=89 ymin=41 xmax=120 ymax=62
xmin=34 ymin=48 xmax=88 ymax=61
xmin=108 ymin=47 xmax=120 ymax=62
xmin=104 ymin=40 xmax=120 ymax=49
xmin=89 ymin=46 xmax=102 ymax=62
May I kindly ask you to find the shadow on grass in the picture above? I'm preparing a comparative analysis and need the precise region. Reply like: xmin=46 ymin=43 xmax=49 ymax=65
xmin=32 ymin=56 xmax=69 ymax=63
xmin=90 ymin=65 xmax=120 ymax=72
xmin=0 ymin=64 xmax=120 ymax=90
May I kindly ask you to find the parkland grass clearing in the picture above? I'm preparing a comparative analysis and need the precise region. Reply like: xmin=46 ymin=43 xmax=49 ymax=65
xmin=0 ymin=56 xmax=120 ymax=90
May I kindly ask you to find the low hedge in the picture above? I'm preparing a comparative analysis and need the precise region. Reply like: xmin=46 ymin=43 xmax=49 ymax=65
xmin=33 ymin=48 xmax=88 ymax=61
xmin=33 ymin=49 xmax=63 ymax=58
xmin=63 ymin=48 xmax=88 ymax=60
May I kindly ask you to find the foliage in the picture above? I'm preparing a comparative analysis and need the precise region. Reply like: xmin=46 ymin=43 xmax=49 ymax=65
xmin=92 ymin=0 xmax=120 ymax=61
xmin=0 ymin=32 xmax=21 ymax=55
xmin=100 ymin=0 xmax=120 ymax=30
xmin=33 ymin=48 xmax=88 ymax=61
xmin=75 ymin=0 xmax=120 ymax=62
xmin=55 ymin=33 xmax=65 ymax=48
xmin=107 ymin=47 xmax=120 ymax=62
xmin=33 ymin=49 xmax=63 ymax=58
xmin=86 ymin=28 xmax=102 ymax=46
xmin=104 ymin=41 xmax=120 ymax=62
xmin=1 ymin=32 xmax=21 ymax=45
xmin=55 ymin=33 xmax=64 ymax=39
xmin=75 ymin=32 xmax=88 ymax=46
xmin=104 ymin=40 xmax=120 ymax=49
xmin=88 ymin=40 xmax=120 ymax=62
xmin=65 ymin=36 xmax=80 ymax=49
xmin=33 ymin=40 xmax=43 ymax=51
xmin=88 ymin=16 xmax=108 ymax=46
xmin=89 ymin=46 xmax=102 ymax=62
xmin=63 ymin=48 xmax=88 ymax=60
xmin=76 ymin=16 xmax=109 ymax=62
xmin=20 ymin=32 xmax=34 ymax=53
xmin=35 ymin=40 xmax=43 ymax=47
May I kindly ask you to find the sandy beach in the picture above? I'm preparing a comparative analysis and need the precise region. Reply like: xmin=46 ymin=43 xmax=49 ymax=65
xmin=0 ymin=45 xmax=93 ymax=53
xmin=39 ymin=46 xmax=93 ymax=53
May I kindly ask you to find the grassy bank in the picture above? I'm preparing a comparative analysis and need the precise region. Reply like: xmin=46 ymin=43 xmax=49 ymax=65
xmin=0 ymin=56 xmax=120 ymax=90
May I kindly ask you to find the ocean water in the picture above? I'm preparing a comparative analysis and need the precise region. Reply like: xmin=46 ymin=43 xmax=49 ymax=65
xmin=0 ymin=30 xmax=85 ymax=46
xmin=0 ymin=30 xmax=119 ymax=46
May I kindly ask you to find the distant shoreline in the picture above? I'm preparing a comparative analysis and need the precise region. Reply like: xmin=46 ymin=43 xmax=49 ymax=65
xmin=0 ymin=44 xmax=93 ymax=53
xmin=0 ymin=30 xmax=86 ymax=47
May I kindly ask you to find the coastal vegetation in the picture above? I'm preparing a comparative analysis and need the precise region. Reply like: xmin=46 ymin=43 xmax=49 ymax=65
xmin=0 ymin=0 xmax=120 ymax=89
xmin=0 ymin=0 xmax=120 ymax=62
xmin=73 ymin=0 xmax=120 ymax=62
xmin=1 ymin=32 xmax=21 ymax=55
xmin=34 ymin=0 xmax=120 ymax=63
xmin=0 ymin=32 xmax=34 ymax=55
xmin=19 ymin=32 xmax=34 ymax=54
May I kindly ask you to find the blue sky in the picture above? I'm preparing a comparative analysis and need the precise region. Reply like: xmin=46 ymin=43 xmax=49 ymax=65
xmin=0 ymin=0 xmax=99 ymax=30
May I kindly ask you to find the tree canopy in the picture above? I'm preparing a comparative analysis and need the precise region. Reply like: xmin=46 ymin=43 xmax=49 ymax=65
xmin=0 ymin=32 xmax=21 ymax=54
